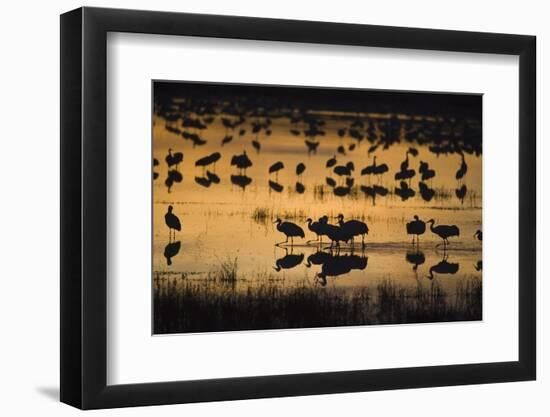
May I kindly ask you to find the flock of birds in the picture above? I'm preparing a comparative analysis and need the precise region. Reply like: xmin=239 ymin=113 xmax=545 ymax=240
xmin=154 ymin=109 xmax=477 ymax=205
xmin=163 ymin=206 xmax=481 ymax=283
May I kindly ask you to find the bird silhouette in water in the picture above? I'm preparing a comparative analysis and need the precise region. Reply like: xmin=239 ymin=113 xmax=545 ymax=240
xmin=427 ymin=254 xmax=459 ymax=280
xmin=395 ymin=181 xmax=415 ymax=201
xmin=315 ymin=253 xmax=368 ymax=286
xmin=206 ymin=171 xmax=220 ymax=184
xmin=269 ymin=180 xmax=284 ymax=193
xmin=164 ymin=169 xmax=182 ymax=193
xmin=419 ymin=161 xmax=436 ymax=182
xmin=427 ymin=219 xmax=460 ymax=249
xmin=221 ymin=135 xmax=233 ymax=146
xmin=165 ymin=148 xmax=183 ymax=169
xmin=251 ymin=140 xmax=261 ymax=153
xmin=231 ymin=151 xmax=252 ymax=174
xmin=163 ymin=241 xmax=181 ymax=266
xmin=406 ymin=249 xmax=426 ymax=280
xmin=395 ymin=149 xmax=417 ymax=182
xmin=323 ymin=221 xmax=351 ymax=250
xmin=304 ymin=250 xmax=331 ymax=267
xmin=153 ymin=158 xmax=159 ymax=180
xmin=274 ymin=249 xmax=305 ymax=271
xmin=230 ymin=174 xmax=252 ymax=190
xmin=337 ymin=214 xmax=369 ymax=247
xmin=269 ymin=161 xmax=284 ymax=181
xmin=295 ymin=182 xmax=305 ymax=194
xmin=455 ymin=184 xmax=467 ymax=204
xmin=333 ymin=161 xmax=354 ymax=179
xmin=455 ymin=154 xmax=468 ymax=183
xmin=474 ymin=260 xmax=482 ymax=271
xmin=165 ymin=205 xmax=181 ymax=240
xmin=326 ymin=155 xmax=337 ymax=168
xmin=305 ymin=140 xmax=320 ymax=154
xmin=406 ymin=215 xmax=426 ymax=245
xmin=296 ymin=162 xmax=306 ymax=179
xmin=474 ymin=229 xmax=482 ymax=241
xmin=274 ymin=219 xmax=305 ymax=246
xmin=337 ymin=145 xmax=346 ymax=156
xmin=418 ymin=181 xmax=435 ymax=202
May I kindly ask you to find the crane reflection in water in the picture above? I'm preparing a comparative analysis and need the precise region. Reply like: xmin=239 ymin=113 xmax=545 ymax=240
xmin=152 ymin=81 xmax=482 ymax=334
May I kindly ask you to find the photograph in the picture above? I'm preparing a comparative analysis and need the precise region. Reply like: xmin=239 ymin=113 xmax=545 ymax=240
xmin=152 ymin=81 xmax=483 ymax=334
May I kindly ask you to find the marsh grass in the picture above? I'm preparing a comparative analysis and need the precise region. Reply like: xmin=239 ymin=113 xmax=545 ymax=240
xmin=154 ymin=266 xmax=482 ymax=334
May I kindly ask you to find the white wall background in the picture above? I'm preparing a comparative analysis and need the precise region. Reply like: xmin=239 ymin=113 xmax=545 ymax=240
xmin=0 ymin=0 xmax=545 ymax=415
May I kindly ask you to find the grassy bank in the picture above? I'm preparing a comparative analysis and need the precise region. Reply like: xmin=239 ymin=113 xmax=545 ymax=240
xmin=154 ymin=270 xmax=482 ymax=334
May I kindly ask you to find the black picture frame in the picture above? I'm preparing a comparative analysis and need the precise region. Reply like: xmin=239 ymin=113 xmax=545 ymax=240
xmin=60 ymin=6 xmax=536 ymax=410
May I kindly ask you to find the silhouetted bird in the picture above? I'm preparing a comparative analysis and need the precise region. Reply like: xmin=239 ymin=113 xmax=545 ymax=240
xmin=333 ymin=162 xmax=354 ymax=177
xmin=274 ymin=219 xmax=305 ymax=245
xmin=306 ymin=218 xmax=324 ymax=244
xmin=163 ymin=241 xmax=181 ymax=266
xmin=195 ymin=176 xmax=211 ymax=188
xmin=274 ymin=252 xmax=305 ymax=271
xmin=406 ymin=215 xmax=426 ymax=245
xmin=305 ymin=250 xmax=331 ymax=267
xmin=337 ymin=145 xmax=346 ymax=155
xmin=195 ymin=152 xmax=221 ymax=171
xmin=326 ymin=155 xmax=337 ymax=168
xmin=252 ymin=140 xmax=261 ymax=153
xmin=231 ymin=151 xmax=252 ymax=174
xmin=474 ymin=230 xmax=482 ymax=241
xmin=296 ymin=162 xmax=306 ymax=177
xmin=456 ymin=154 xmax=468 ymax=180
xmin=427 ymin=219 xmax=460 ymax=248
xmin=295 ymin=182 xmax=305 ymax=194
xmin=316 ymin=253 xmax=368 ymax=283
xmin=165 ymin=205 xmax=181 ymax=239
xmin=153 ymin=158 xmax=159 ymax=180
xmin=290 ymin=129 xmax=301 ymax=136
xmin=337 ymin=214 xmax=369 ymax=247
xmin=326 ymin=177 xmax=337 ymax=187
xmin=269 ymin=161 xmax=285 ymax=180
xmin=221 ymin=135 xmax=233 ymax=146
xmin=474 ymin=260 xmax=482 ymax=271
xmin=333 ymin=186 xmax=351 ymax=197
xmin=419 ymin=161 xmax=436 ymax=181
xmin=165 ymin=148 xmax=183 ymax=169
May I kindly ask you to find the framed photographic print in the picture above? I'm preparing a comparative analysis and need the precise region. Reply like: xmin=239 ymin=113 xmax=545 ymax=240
xmin=60 ymin=6 xmax=536 ymax=409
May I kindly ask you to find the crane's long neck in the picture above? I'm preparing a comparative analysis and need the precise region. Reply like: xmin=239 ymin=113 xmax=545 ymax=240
xmin=429 ymin=221 xmax=436 ymax=232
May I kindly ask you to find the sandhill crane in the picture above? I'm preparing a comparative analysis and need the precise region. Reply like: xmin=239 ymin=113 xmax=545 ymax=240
xmin=221 ymin=135 xmax=233 ymax=146
xmin=419 ymin=161 xmax=436 ymax=181
xmin=474 ymin=229 xmax=482 ymax=241
xmin=153 ymin=158 xmax=159 ymax=180
xmin=455 ymin=184 xmax=467 ymax=203
xmin=269 ymin=180 xmax=284 ymax=193
xmin=274 ymin=219 xmax=305 ymax=245
xmin=206 ymin=171 xmax=220 ymax=184
xmin=165 ymin=148 xmax=183 ymax=169
xmin=304 ymin=250 xmax=331 ymax=267
xmin=164 ymin=169 xmax=182 ymax=193
xmin=406 ymin=215 xmax=426 ymax=245
xmin=326 ymin=155 xmax=337 ymax=168
xmin=251 ymin=140 xmax=261 ymax=153
xmin=406 ymin=250 xmax=426 ymax=273
xmin=337 ymin=145 xmax=346 ymax=155
xmin=306 ymin=218 xmax=324 ymax=244
xmin=326 ymin=177 xmax=337 ymax=187
xmin=195 ymin=152 xmax=221 ymax=173
xmin=295 ymin=182 xmax=305 ymax=194
xmin=323 ymin=222 xmax=351 ymax=249
xmin=296 ymin=162 xmax=306 ymax=178
xmin=231 ymin=151 xmax=253 ymax=174
xmin=427 ymin=219 xmax=460 ymax=248
xmin=269 ymin=161 xmax=285 ymax=180
xmin=337 ymin=214 xmax=369 ymax=247
xmin=230 ymin=174 xmax=252 ymax=190
xmin=456 ymin=154 xmax=468 ymax=181
xmin=333 ymin=162 xmax=354 ymax=177
xmin=165 ymin=205 xmax=181 ymax=240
